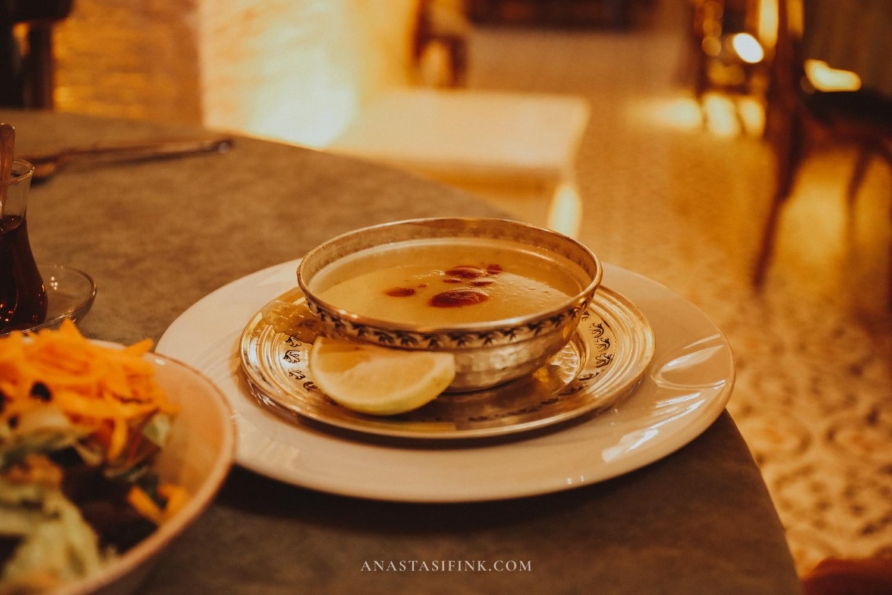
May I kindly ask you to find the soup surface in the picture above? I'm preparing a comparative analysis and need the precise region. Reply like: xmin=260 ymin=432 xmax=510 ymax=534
xmin=309 ymin=238 xmax=586 ymax=326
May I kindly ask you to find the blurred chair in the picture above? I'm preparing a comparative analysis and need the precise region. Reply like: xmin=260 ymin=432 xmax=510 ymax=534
xmin=752 ymin=0 xmax=892 ymax=287
xmin=413 ymin=0 xmax=471 ymax=87
xmin=686 ymin=0 xmax=767 ymax=105
xmin=0 ymin=0 xmax=73 ymax=108
xmin=331 ymin=0 xmax=588 ymax=239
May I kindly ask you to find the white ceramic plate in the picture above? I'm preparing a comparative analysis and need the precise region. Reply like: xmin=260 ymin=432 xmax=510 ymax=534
xmin=157 ymin=260 xmax=734 ymax=503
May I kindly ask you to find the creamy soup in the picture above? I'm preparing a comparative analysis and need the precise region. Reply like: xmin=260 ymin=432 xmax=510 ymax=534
xmin=309 ymin=238 xmax=586 ymax=325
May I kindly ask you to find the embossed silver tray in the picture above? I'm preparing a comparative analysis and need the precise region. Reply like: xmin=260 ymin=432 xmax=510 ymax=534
xmin=240 ymin=286 xmax=655 ymax=440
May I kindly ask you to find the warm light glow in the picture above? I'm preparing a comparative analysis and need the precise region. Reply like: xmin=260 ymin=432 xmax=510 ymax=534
xmin=736 ymin=96 xmax=765 ymax=136
xmin=788 ymin=0 xmax=804 ymax=37
xmin=707 ymin=61 xmax=746 ymax=87
xmin=628 ymin=96 xmax=703 ymax=132
xmin=757 ymin=0 xmax=778 ymax=50
xmin=805 ymin=60 xmax=862 ymax=92
xmin=197 ymin=0 xmax=417 ymax=149
xmin=242 ymin=63 xmax=360 ymax=149
xmin=547 ymin=182 xmax=583 ymax=239
xmin=702 ymin=36 xmax=722 ymax=57
xmin=702 ymin=93 xmax=740 ymax=138
xmin=730 ymin=33 xmax=764 ymax=64
xmin=629 ymin=93 xmax=763 ymax=139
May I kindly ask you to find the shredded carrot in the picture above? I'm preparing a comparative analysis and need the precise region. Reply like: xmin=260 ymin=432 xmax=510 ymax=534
xmin=2 ymin=320 xmax=191 ymax=529
xmin=126 ymin=486 xmax=165 ymax=525
xmin=158 ymin=483 xmax=189 ymax=518
xmin=0 ymin=320 xmax=178 ymax=462
xmin=126 ymin=483 xmax=190 ymax=525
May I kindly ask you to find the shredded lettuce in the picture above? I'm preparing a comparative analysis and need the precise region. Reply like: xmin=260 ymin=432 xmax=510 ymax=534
xmin=0 ymin=478 xmax=113 ymax=593
xmin=0 ymin=406 xmax=91 ymax=471
xmin=141 ymin=413 xmax=172 ymax=449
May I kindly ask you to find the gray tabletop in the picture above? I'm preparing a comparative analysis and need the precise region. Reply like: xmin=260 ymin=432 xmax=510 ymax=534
xmin=2 ymin=109 xmax=801 ymax=594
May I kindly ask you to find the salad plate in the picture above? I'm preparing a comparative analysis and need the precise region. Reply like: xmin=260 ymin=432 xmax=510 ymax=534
xmin=240 ymin=285 xmax=654 ymax=440
xmin=157 ymin=259 xmax=735 ymax=502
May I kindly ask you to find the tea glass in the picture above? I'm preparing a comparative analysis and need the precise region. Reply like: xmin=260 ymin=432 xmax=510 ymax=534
xmin=0 ymin=160 xmax=47 ymax=333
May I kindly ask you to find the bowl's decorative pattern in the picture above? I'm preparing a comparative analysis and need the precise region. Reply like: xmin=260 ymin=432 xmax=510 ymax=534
xmin=304 ymin=298 xmax=591 ymax=351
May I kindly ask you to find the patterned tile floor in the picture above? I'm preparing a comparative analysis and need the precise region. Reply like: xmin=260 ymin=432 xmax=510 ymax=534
xmin=463 ymin=0 xmax=892 ymax=575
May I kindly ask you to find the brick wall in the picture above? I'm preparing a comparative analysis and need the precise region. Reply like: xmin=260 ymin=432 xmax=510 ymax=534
xmin=54 ymin=0 xmax=203 ymax=123
xmin=52 ymin=0 xmax=419 ymax=147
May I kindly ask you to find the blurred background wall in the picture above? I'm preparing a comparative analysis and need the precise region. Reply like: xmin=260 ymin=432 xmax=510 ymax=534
xmin=53 ymin=0 xmax=203 ymax=124
xmin=197 ymin=0 xmax=418 ymax=147
xmin=51 ymin=0 xmax=419 ymax=147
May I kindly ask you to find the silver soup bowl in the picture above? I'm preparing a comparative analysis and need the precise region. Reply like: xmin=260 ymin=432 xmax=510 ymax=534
xmin=297 ymin=217 xmax=602 ymax=391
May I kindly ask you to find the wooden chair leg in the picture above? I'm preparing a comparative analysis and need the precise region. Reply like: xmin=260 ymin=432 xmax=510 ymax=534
xmin=876 ymin=141 xmax=892 ymax=169
xmin=753 ymin=188 xmax=788 ymax=288
xmin=753 ymin=113 xmax=804 ymax=288
xmin=887 ymin=207 xmax=892 ymax=310
xmin=24 ymin=25 xmax=55 ymax=109
xmin=846 ymin=145 xmax=873 ymax=209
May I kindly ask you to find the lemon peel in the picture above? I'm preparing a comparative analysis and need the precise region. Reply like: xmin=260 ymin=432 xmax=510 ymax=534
xmin=309 ymin=338 xmax=455 ymax=416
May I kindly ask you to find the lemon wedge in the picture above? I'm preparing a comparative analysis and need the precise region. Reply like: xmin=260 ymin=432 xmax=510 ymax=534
xmin=309 ymin=337 xmax=456 ymax=416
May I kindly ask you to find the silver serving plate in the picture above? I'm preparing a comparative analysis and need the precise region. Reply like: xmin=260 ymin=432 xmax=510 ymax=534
xmin=239 ymin=285 xmax=655 ymax=441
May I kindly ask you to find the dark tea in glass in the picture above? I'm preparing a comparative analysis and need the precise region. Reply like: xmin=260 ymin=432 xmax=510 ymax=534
xmin=0 ymin=160 xmax=47 ymax=333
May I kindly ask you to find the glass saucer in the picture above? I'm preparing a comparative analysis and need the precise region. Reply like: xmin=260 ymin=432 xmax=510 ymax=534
xmin=0 ymin=263 xmax=97 ymax=335
xmin=240 ymin=285 xmax=656 ymax=441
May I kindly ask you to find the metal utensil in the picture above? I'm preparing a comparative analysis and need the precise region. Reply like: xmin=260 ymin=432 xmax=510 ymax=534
xmin=0 ymin=123 xmax=15 ymax=210
xmin=0 ymin=123 xmax=13 ymax=179
xmin=22 ymin=136 xmax=234 ymax=181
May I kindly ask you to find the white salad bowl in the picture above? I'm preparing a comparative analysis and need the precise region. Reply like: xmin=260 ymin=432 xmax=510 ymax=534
xmin=59 ymin=347 xmax=236 ymax=595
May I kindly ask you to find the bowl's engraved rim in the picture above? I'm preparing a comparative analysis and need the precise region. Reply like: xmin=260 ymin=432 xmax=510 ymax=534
xmin=239 ymin=284 xmax=656 ymax=441
xmin=304 ymin=297 xmax=590 ymax=350
xmin=296 ymin=217 xmax=603 ymax=338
